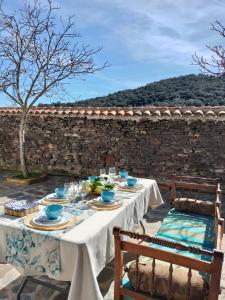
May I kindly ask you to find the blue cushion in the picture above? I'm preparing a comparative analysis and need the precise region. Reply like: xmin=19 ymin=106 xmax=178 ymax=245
xmin=150 ymin=209 xmax=215 ymax=262
xmin=122 ymin=278 xmax=133 ymax=300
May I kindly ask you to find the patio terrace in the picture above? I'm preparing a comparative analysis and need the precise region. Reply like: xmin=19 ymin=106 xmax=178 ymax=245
xmin=0 ymin=171 xmax=225 ymax=299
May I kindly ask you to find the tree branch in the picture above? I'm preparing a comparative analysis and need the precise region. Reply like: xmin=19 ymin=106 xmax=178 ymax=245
xmin=0 ymin=0 xmax=106 ymax=108
xmin=193 ymin=20 xmax=225 ymax=76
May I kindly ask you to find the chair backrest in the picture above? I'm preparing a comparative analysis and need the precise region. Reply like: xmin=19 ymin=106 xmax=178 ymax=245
xmin=113 ymin=226 xmax=224 ymax=300
xmin=170 ymin=174 xmax=221 ymax=205
xmin=170 ymin=174 xmax=223 ymax=255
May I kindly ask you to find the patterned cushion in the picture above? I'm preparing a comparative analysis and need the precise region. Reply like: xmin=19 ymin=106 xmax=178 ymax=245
xmin=127 ymin=256 xmax=209 ymax=300
xmin=173 ymin=198 xmax=215 ymax=216
xmin=152 ymin=209 xmax=215 ymax=262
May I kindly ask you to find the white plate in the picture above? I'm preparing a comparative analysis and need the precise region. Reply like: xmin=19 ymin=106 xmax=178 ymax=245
xmin=119 ymin=183 xmax=143 ymax=189
xmin=32 ymin=211 xmax=72 ymax=227
xmin=46 ymin=193 xmax=65 ymax=201
xmin=96 ymin=197 xmax=117 ymax=205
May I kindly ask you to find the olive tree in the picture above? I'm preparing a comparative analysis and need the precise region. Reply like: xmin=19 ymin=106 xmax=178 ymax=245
xmin=0 ymin=0 xmax=105 ymax=177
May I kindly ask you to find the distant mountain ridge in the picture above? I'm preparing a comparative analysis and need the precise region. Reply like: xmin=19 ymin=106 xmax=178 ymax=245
xmin=39 ymin=74 xmax=225 ymax=107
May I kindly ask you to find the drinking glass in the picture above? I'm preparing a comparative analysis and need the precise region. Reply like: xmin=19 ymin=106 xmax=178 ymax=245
xmin=78 ymin=180 xmax=88 ymax=209
xmin=64 ymin=183 xmax=73 ymax=207
xmin=100 ymin=168 xmax=107 ymax=177
xmin=109 ymin=167 xmax=116 ymax=180
xmin=71 ymin=182 xmax=79 ymax=203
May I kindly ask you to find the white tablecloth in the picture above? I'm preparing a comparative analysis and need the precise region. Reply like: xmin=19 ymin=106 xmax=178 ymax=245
xmin=0 ymin=179 xmax=163 ymax=300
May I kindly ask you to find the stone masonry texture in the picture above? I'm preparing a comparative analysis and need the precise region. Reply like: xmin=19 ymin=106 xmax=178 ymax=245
xmin=0 ymin=111 xmax=225 ymax=181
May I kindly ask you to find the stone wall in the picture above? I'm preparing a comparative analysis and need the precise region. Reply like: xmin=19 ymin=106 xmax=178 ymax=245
xmin=1 ymin=108 xmax=225 ymax=181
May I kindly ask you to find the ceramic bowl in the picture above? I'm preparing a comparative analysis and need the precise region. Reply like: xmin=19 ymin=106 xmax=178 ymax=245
xmin=55 ymin=187 xmax=64 ymax=198
xmin=101 ymin=190 xmax=115 ymax=202
xmin=44 ymin=204 xmax=63 ymax=220
xmin=119 ymin=170 xmax=128 ymax=178
xmin=127 ymin=176 xmax=137 ymax=187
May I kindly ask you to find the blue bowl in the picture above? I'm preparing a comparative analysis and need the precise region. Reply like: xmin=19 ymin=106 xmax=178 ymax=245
xmin=55 ymin=187 xmax=64 ymax=198
xmin=45 ymin=204 xmax=63 ymax=220
xmin=119 ymin=170 xmax=128 ymax=178
xmin=88 ymin=175 xmax=98 ymax=181
xmin=101 ymin=190 xmax=115 ymax=202
xmin=127 ymin=176 xmax=137 ymax=187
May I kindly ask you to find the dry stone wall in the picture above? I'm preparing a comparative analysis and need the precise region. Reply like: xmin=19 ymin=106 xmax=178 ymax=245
xmin=0 ymin=112 xmax=225 ymax=181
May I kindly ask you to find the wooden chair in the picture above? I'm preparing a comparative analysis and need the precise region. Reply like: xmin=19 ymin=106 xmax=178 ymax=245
xmin=113 ymin=176 xmax=224 ymax=300
xmin=170 ymin=174 xmax=220 ymax=206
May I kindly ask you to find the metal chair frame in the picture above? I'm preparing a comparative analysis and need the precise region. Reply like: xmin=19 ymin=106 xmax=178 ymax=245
xmin=16 ymin=276 xmax=71 ymax=300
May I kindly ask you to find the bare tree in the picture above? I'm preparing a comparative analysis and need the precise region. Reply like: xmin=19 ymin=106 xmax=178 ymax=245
xmin=193 ymin=21 xmax=225 ymax=76
xmin=0 ymin=0 xmax=106 ymax=178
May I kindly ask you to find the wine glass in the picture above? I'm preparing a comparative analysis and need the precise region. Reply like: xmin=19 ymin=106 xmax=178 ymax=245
xmin=78 ymin=180 xmax=88 ymax=209
xmin=109 ymin=167 xmax=116 ymax=181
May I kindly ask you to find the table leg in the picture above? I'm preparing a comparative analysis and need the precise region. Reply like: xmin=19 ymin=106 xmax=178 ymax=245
xmin=16 ymin=276 xmax=71 ymax=299
xmin=140 ymin=220 xmax=145 ymax=234
xmin=16 ymin=277 xmax=28 ymax=300
xmin=28 ymin=277 xmax=70 ymax=295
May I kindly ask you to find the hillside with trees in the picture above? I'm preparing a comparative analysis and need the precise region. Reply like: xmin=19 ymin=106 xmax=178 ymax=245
xmin=39 ymin=74 xmax=225 ymax=107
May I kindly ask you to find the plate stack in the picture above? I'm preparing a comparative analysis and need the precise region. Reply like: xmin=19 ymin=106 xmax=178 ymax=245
xmin=117 ymin=183 xmax=143 ymax=192
xmin=41 ymin=193 xmax=68 ymax=205
xmin=89 ymin=198 xmax=122 ymax=211
xmin=24 ymin=211 xmax=77 ymax=231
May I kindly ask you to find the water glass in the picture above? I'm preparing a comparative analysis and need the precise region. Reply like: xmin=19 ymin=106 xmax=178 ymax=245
xmin=100 ymin=168 xmax=107 ymax=177
xmin=64 ymin=183 xmax=74 ymax=208
xmin=109 ymin=167 xmax=116 ymax=180
xmin=71 ymin=182 xmax=79 ymax=202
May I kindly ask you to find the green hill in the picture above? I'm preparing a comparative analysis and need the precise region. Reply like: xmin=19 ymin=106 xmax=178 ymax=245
xmin=40 ymin=74 xmax=225 ymax=107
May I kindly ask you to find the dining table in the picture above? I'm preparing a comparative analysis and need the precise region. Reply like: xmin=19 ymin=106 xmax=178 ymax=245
xmin=0 ymin=178 xmax=163 ymax=300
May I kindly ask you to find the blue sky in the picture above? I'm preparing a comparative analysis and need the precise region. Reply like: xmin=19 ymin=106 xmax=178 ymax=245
xmin=1 ymin=0 xmax=225 ymax=106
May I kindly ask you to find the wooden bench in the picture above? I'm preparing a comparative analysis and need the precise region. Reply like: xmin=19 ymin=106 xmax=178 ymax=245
xmin=113 ymin=176 xmax=224 ymax=300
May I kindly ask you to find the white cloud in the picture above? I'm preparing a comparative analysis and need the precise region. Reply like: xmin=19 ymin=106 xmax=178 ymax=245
xmin=7 ymin=0 xmax=225 ymax=66
xmin=109 ymin=0 xmax=225 ymax=63
xmin=56 ymin=0 xmax=225 ymax=65
xmin=4 ymin=0 xmax=225 ymax=101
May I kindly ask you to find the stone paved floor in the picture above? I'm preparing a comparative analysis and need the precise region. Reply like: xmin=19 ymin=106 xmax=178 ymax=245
xmin=0 ymin=171 xmax=225 ymax=299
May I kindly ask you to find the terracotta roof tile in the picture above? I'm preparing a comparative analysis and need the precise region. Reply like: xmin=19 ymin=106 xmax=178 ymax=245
xmin=195 ymin=110 xmax=204 ymax=116
xmin=134 ymin=111 xmax=143 ymax=116
xmin=118 ymin=110 xmax=125 ymax=116
xmin=143 ymin=110 xmax=150 ymax=116
xmin=162 ymin=109 xmax=171 ymax=116
xmin=109 ymin=110 xmax=117 ymax=116
xmin=218 ymin=111 xmax=225 ymax=116
xmin=126 ymin=110 xmax=134 ymax=116
xmin=94 ymin=109 xmax=101 ymax=115
xmin=57 ymin=109 xmax=64 ymax=115
xmin=183 ymin=110 xmax=193 ymax=116
xmin=101 ymin=110 xmax=109 ymax=116
xmin=153 ymin=109 xmax=161 ymax=116
xmin=64 ymin=110 xmax=71 ymax=115
xmin=0 ymin=106 xmax=225 ymax=118
xmin=205 ymin=110 xmax=216 ymax=116
xmin=78 ymin=109 xmax=85 ymax=115
xmin=86 ymin=110 xmax=93 ymax=115
xmin=173 ymin=109 xmax=182 ymax=116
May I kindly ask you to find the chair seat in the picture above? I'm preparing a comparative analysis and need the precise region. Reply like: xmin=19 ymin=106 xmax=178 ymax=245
xmin=126 ymin=256 xmax=209 ymax=300
xmin=124 ymin=209 xmax=214 ymax=299
xmin=150 ymin=208 xmax=215 ymax=262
